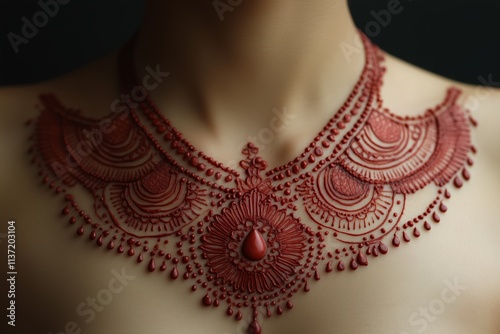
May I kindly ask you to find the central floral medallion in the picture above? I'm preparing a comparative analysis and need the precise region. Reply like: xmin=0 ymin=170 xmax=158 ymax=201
xmin=200 ymin=190 xmax=307 ymax=294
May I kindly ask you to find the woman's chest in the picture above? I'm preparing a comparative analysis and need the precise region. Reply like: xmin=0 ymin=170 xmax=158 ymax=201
xmin=9 ymin=155 xmax=500 ymax=334
xmin=5 ymin=94 xmax=500 ymax=333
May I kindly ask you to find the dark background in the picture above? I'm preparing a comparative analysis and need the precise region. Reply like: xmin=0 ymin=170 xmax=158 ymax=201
xmin=0 ymin=0 xmax=499 ymax=86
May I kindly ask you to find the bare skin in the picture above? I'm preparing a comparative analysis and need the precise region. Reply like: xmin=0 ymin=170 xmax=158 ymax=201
xmin=1 ymin=1 xmax=500 ymax=333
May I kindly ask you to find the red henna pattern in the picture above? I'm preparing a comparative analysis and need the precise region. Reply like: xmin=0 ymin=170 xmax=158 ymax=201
xmin=102 ymin=162 xmax=207 ymax=237
xmin=200 ymin=190 xmax=313 ymax=296
xmin=297 ymin=164 xmax=405 ymax=243
xmin=28 ymin=32 xmax=476 ymax=333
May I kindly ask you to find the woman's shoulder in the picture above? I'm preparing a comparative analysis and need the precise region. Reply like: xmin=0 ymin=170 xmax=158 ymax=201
xmin=0 ymin=51 xmax=120 ymax=188
xmin=381 ymin=51 xmax=500 ymax=166
xmin=459 ymin=79 xmax=500 ymax=166
xmin=0 ymin=50 xmax=120 ymax=126
xmin=381 ymin=50 xmax=500 ymax=112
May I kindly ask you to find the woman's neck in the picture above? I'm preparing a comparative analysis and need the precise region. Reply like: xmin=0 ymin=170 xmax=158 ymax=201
xmin=134 ymin=0 xmax=363 ymax=136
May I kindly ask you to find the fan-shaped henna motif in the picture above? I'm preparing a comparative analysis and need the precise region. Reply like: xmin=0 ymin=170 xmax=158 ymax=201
xmin=102 ymin=162 xmax=207 ymax=237
xmin=35 ymin=97 xmax=206 ymax=238
xmin=29 ymin=32 xmax=476 ymax=333
xmin=297 ymin=164 xmax=404 ymax=244
xmin=339 ymin=91 xmax=471 ymax=193
xmin=36 ymin=94 xmax=158 ymax=188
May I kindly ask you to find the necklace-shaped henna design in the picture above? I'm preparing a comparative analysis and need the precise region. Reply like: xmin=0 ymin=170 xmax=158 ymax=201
xmin=29 ymin=32 xmax=476 ymax=333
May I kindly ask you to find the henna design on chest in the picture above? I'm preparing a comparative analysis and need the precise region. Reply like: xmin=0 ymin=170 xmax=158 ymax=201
xmin=29 ymin=33 xmax=476 ymax=333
